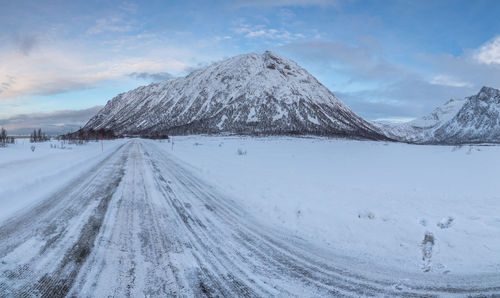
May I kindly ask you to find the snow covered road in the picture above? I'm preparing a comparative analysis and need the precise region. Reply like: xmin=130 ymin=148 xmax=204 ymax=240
xmin=0 ymin=139 xmax=499 ymax=296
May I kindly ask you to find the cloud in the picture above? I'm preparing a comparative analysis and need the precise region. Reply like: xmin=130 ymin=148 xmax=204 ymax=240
xmin=474 ymin=36 xmax=500 ymax=65
xmin=119 ymin=2 xmax=138 ymax=14
xmin=372 ymin=117 xmax=416 ymax=124
xmin=0 ymin=76 xmax=15 ymax=95
xmin=232 ymin=0 xmax=339 ymax=8
xmin=283 ymin=41 xmax=406 ymax=80
xmin=280 ymin=40 xmax=495 ymax=120
xmin=0 ymin=106 xmax=102 ymax=135
xmin=423 ymin=50 xmax=500 ymax=93
xmin=215 ymin=35 xmax=232 ymax=41
xmin=429 ymin=75 xmax=473 ymax=88
xmin=0 ymin=44 xmax=190 ymax=99
xmin=129 ymin=72 xmax=173 ymax=82
xmin=336 ymin=76 xmax=479 ymax=120
xmin=234 ymin=24 xmax=305 ymax=41
xmin=14 ymin=33 xmax=38 ymax=56
xmin=87 ymin=17 xmax=133 ymax=35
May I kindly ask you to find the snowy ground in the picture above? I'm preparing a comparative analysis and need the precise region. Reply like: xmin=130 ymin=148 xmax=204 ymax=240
xmin=169 ymin=136 xmax=500 ymax=275
xmin=0 ymin=139 xmax=128 ymax=222
xmin=0 ymin=137 xmax=499 ymax=296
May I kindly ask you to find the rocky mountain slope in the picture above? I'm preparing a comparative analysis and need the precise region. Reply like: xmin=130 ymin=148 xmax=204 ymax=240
xmin=379 ymin=86 xmax=500 ymax=144
xmin=84 ymin=51 xmax=387 ymax=140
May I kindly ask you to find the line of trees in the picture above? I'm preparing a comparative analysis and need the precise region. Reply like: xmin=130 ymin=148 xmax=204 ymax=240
xmin=0 ymin=127 xmax=15 ymax=147
xmin=60 ymin=128 xmax=120 ymax=144
xmin=30 ymin=128 xmax=49 ymax=143
xmin=140 ymin=134 xmax=169 ymax=140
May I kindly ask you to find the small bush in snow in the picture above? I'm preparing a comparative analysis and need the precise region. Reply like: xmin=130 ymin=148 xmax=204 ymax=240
xmin=237 ymin=148 xmax=247 ymax=156
xmin=31 ymin=145 xmax=36 ymax=152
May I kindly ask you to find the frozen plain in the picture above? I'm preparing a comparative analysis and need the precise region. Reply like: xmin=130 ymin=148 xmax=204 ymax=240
xmin=0 ymin=137 xmax=499 ymax=296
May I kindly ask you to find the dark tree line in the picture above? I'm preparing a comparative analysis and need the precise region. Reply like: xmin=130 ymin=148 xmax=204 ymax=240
xmin=30 ymin=128 xmax=49 ymax=143
xmin=140 ymin=133 xmax=169 ymax=140
xmin=60 ymin=128 xmax=120 ymax=144
xmin=0 ymin=128 xmax=15 ymax=147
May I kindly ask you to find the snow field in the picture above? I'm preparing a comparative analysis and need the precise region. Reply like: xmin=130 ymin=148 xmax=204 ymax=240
xmin=1 ymin=136 xmax=499 ymax=277
xmin=0 ymin=139 xmax=128 ymax=222
xmin=165 ymin=136 xmax=500 ymax=275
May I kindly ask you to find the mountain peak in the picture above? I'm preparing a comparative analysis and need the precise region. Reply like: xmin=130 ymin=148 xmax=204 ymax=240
xmin=262 ymin=50 xmax=283 ymax=61
xmin=382 ymin=86 xmax=500 ymax=144
xmin=261 ymin=51 xmax=298 ymax=75
xmin=84 ymin=52 xmax=387 ymax=140
xmin=477 ymin=86 xmax=500 ymax=100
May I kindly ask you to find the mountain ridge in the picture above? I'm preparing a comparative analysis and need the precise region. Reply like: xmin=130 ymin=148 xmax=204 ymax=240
xmin=84 ymin=51 xmax=388 ymax=140
xmin=378 ymin=86 xmax=500 ymax=144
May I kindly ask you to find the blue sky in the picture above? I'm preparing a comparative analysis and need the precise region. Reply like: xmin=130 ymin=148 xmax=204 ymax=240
xmin=1 ymin=0 xmax=500 ymax=131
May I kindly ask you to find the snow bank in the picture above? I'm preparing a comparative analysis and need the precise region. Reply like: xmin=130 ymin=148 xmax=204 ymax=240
xmin=0 ymin=139 xmax=128 ymax=223
xmin=164 ymin=136 xmax=500 ymax=275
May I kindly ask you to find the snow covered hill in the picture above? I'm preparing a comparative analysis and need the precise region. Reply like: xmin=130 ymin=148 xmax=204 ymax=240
xmin=434 ymin=87 xmax=500 ymax=144
xmin=378 ymin=86 xmax=500 ymax=144
xmin=84 ymin=51 xmax=387 ymax=140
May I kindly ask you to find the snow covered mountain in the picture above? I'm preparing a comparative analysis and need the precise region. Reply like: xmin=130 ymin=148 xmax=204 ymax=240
xmin=379 ymin=86 xmax=500 ymax=144
xmin=84 ymin=51 xmax=387 ymax=140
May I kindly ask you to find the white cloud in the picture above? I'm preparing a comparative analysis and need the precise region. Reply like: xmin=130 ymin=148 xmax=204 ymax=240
xmin=430 ymin=75 xmax=473 ymax=88
xmin=373 ymin=117 xmax=416 ymax=124
xmin=87 ymin=17 xmax=133 ymax=35
xmin=119 ymin=2 xmax=138 ymax=14
xmin=215 ymin=35 xmax=232 ymax=41
xmin=246 ymin=29 xmax=267 ymax=38
xmin=474 ymin=36 xmax=500 ymax=65
xmin=0 ymin=106 xmax=103 ymax=135
xmin=0 ymin=43 xmax=190 ymax=100
xmin=234 ymin=24 xmax=304 ymax=40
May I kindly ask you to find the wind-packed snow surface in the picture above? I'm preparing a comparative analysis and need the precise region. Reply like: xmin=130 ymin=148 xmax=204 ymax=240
xmin=379 ymin=86 xmax=500 ymax=144
xmin=0 ymin=139 xmax=128 ymax=222
xmin=1 ymin=137 xmax=499 ymax=296
xmin=84 ymin=51 xmax=386 ymax=140
xmin=169 ymin=136 xmax=500 ymax=275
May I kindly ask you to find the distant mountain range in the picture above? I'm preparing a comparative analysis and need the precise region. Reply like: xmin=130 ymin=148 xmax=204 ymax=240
xmin=378 ymin=86 xmax=500 ymax=144
xmin=83 ymin=51 xmax=500 ymax=144
xmin=83 ymin=51 xmax=387 ymax=140
xmin=1 ymin=106 xmax=102 ymax=136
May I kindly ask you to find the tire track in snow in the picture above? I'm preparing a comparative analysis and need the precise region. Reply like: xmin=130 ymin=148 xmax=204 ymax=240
xmin=1 ymin=139 xmax=500 ymax=297
xmin=140 ymin=140 xmax=500 ymax=297
xmin=141 ymin=142 xmax=395 ymax=297
xmin=68 ymin=140 xmax=185 ymax=296
xmin=0 ymin=142 xmax=130 ymax=296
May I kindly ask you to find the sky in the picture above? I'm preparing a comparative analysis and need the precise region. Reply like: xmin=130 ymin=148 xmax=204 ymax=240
xmin=1 ymin=0 xmax=500 ymax=133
